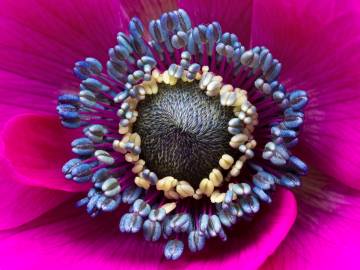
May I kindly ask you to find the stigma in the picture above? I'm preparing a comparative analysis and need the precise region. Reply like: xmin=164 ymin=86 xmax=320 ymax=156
xmin=57 ymin=9 xmax=308 ymax=260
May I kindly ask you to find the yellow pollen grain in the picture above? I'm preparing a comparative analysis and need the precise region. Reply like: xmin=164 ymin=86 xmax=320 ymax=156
xmin=160 ymin=202 xmax=177 ymax=214
xmin=199 ymin=178 xmax=214 ymax=197
xmin=219 ymin=154 xmax=234 ymax=170
xmin=176 ymin=181 xmax=195 ymax=198
xmin=135 ymin=176 xmax=150 ymax=190
xmin=209 ymin=168 xmax=223 ymax=187
xmin=156 ymin=176 xmax=178 ymax=191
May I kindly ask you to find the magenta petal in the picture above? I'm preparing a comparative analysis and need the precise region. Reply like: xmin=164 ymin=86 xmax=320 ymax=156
xmin=175 ymin=188 xmax=297 ymax=270
xmin=2 ymin=113 xmax=88 ymax=192
xmin=261 ymin=173 xmax=360 ymax=269
xmin=0 ymin=189 xmax=295 ymax=269
xmin=0 ymin=158 xmax=73 ymax=230
xmin=179 ymin=0 xmax=253 ymax=47
xmin=0 ymin=71 xmax=60 ymax=120
xmin=251 ymin=0 xmax=360 ymax=189
xmin=0 ymin=0 xmax=128 ymax=85
xmin=121 ymin=0 xmax=178 ymax=23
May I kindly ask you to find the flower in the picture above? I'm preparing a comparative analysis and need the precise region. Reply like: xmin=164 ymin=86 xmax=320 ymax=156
xmin=0 ymin=0 xmax=359 ymax=269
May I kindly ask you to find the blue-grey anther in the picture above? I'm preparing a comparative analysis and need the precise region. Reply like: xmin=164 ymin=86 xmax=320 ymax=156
xmin=149 ymin=208 xmax=166 ymax=222
xmin=282 ymin=111 xmax=304 ymax=129
xmin=141 ymin=169 xmax=158 ymax=184
xmin=288 ymin=90 xmax=308 ymax=111
xmin=288 ymin=156 xmax=308 ymax=175
xmin=253 ymin=186 xmax=272 ymax=203
xmin=149 ymin=20 xmax=165 ymax=42
xmin=240 ymin=50 xmax=257 ymax=67
xmin=92 ymin=168 xmax=110 ymax=184
xmin=164 ymin=240 xmax=184 ymax=260
xmin=120 ymin=213 xmax=143 ymax=233
xmin=263 ymin=142 xmax=290 ymax=166
xmin=175 ymin=9 xmax=191 ymax=31
xmin=216 ymin=43 xmax=234 ymax=58
xmin=81 ymin=78 xmax=110 ymax=93
xmin=221 ymin=32 xmax=238 ymax=46
xmin=279 ymin=173 xmax=301 ymax=188
xmin=186 ymin=63 xmax=200 ymax=80
xmin=168 ymin=64 xmax=184 ymax=79
xmin=71 ymin=162 xmax=94 ymax=183
xmin=271 ymin=125 xmax=297 ymax=139
xmin=228 ymin=117 xmax=243 ymax=135
xmin=132 ymin=199 xmax=151 ymax=217
xmin=143 ymin=219 xmax=162 ymax=241
xmin=240 ymin=195 xmax=260 ymax=215
xmin=264 ymin=60 xmax=282 ymax=82
xmin=160 ymin=11 xmax=179 ymax=32
xmin=229 ymin=203 xmax=244 ymax=217
xmin=101 ymin=177 xmax=120 ymax=197
xmin=117 ymin=32 xmax=133 ymax=53
xmin=207 ymin=215 xmax=222 ymax=237
xmin=171 ymin=213 xmax=191 ymax=233
xmin=71 ymin=138 xmax=95 ymax=156
xmin=188 ymin=231 xmax=206 ymax=252
xmin=206 ymin=22 xmax=222 ymax=53
xmin=162 ymin=216 xmax=173 ymax=238
xmin=171 ymin=31 xmax=188 ymax=49
xmin=230 ymin=183 xmax=251 ymax=196
xmin=122 ymin=186 xmax=142 ymax=204
xmin=130 ymin=34 xmax=148 ymax=56
xmin=62 ymin=158 xmax=82 ymax=179
xmin=57 ymin=104 xmax=79 ymax=120
xmin=254 ymin=78 xmax=273 ymax=95
xmin=58 ymin=94 xmax=80 ymax=107
xmin=217 ymin=207 xmax=236 ymax=227
xmin=74 ymin=58 xmax=102 ymax=80
xmin=259 ymin=49 xmax=273 ymax=72
xmin=79 ymin=90 xmax=97 ymax=108
xmin=223 ymin=189 xmax=234 ymax=205
xmin=252 ymin=172 xmax=275 ymax=190
xmin=199 ymin=214 xmax=209 ymax=233
xmin=100 ymin=195 xmax=122 ymax=212
xmin=109 ymin=45 xmax=131 ymax=63
xmin=129 ymin=17 xmax=144 ymax=38
xmin=84 ymin=124 xmax=108 ymax=143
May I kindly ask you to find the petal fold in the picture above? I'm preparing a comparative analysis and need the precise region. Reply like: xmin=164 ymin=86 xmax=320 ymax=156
xmin=0 ymin=189 xmax=296 ymax=270
xmin=0 ymin=158 xmax=72 ymax=230
xmin=2 ymin=113 xmax=88 ymax=192
xmin=262 ymin=170 xmax=360 ymax=269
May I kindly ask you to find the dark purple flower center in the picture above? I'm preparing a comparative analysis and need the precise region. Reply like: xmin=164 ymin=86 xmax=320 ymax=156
xmin=134 ymin=81 xmax=235 ymax=186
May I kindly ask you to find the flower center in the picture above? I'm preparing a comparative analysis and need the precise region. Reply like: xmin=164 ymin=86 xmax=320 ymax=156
xmin=134 ymin=81 xmax=236 ymax=186
xmin=57 ymin=8 xmax=309 ymax=261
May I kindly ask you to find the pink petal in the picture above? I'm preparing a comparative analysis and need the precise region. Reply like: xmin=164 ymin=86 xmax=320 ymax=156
xmin=179 ymin=0 xmax=253 ymax=46
xmin=0 ymin=189 xmax=296 ymax=270
xmin=2 ymin=113 xmax=88 ymax=192
xmin=261 ymin=170 xmax=360 ymax=269
xmin=0 ymin=71 xmax=59 ymax=120
xmin=121 ymin=0 xmax=178 ymax=24
xmin=0 ymin=157 xmax=73 ymax=230
xmin=0 ymin=0 xmax=128 ymax=85
xmin=251 ymin=0 xmax=360 ymax=189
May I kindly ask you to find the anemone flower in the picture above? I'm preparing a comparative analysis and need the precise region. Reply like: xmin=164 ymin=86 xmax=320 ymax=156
xmin=1 ymin=0 xmax=360 ymax=269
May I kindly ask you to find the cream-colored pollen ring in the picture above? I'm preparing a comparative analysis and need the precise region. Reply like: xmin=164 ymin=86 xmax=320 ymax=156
xmin=113 ymin=66 xmax=258 ymax=204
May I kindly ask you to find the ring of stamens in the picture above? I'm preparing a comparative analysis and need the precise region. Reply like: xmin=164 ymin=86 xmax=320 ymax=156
xmin=57 ymin=8 xmax=309 ymax=261
xmin=112 ymin=62 xmax=258 ymax=204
